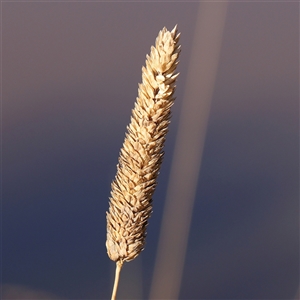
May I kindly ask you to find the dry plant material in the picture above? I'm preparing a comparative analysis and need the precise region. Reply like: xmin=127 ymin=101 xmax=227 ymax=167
xmin=106 ymin=25 xmax=181 ymax=300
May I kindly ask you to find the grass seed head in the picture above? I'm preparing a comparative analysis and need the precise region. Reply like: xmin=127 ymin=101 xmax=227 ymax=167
xmin=106 ymin=25 xmax=181 ymax=264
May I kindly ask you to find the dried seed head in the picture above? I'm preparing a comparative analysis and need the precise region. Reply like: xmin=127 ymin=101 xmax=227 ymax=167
xmin=106 ymin=25 xmax=181 ymax=264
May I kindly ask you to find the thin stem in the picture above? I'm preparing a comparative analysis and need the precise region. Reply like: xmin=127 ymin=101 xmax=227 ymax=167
xmin=111 ymin=261 xmax=123 ymax=300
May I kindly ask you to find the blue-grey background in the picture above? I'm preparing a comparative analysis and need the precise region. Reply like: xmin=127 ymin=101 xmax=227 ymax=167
xmin=2 ymin=2 xmax=299 ymax=299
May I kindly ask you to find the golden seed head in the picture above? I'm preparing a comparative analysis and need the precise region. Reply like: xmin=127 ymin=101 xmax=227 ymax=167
xmin=106 ymin=25 xmax=181 ymax=263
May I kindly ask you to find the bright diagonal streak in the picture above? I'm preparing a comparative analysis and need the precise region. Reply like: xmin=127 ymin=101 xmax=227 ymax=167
xmin=149 ymin=2 xmax=228 ymax=300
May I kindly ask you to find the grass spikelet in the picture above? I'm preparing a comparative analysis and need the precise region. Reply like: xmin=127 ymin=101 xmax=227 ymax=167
xmin=106 ymin=25 xmax=181 ymax=300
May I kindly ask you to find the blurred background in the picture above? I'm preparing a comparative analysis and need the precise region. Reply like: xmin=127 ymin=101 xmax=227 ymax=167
xmin=2 ymin=1 xmax=299 ymax=299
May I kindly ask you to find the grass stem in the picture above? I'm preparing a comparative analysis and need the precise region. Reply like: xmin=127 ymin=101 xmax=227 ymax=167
xmin=111 ymin=261 xmax=123 ymax=300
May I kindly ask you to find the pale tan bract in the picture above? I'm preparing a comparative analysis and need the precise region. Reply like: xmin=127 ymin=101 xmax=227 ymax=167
xmin=106 ymin=25 xmax=181 ymax=300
